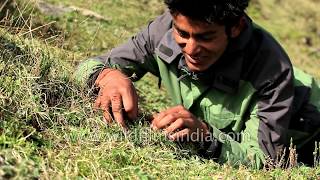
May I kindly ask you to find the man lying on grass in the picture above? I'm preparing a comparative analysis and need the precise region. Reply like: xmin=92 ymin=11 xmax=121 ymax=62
xmin=76 ymin=0 xmax=320 ymax=168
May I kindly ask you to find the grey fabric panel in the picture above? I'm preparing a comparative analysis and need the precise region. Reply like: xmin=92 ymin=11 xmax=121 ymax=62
xmin=241 ymin=27 xmax=294 ymax=160
xmin=92 ymin=11 xmax=173 ymax=80
xmin=154 ymin=29 xmax=182 ymax=64
xmin=291 ymin=86 xmax=320 ymax=133
xmin=256 ymin=73 xmax=293 ymax=160
xmin=291 ymin=86 xmax=320 ymax=165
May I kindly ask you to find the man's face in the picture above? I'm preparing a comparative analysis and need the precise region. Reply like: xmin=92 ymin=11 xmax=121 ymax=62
xmin=172 ymin=14 xmax=229 ymax=72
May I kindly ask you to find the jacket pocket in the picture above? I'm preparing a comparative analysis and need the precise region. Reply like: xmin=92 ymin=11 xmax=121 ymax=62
xmin=201 ymin=98 xmax=235 ymax=129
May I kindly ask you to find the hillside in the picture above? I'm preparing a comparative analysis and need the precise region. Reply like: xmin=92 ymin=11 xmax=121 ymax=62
xmin=0 ymin=0 xmax=320 ymax=179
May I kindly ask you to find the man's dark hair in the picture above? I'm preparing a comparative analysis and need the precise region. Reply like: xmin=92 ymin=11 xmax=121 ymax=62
xmin=164 ymin=0 xmax=249 ymax=26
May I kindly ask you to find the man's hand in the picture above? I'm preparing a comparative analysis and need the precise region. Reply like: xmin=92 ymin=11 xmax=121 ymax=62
xmin=94 ymin=68 xmax=138 ymax=130
xmin=151 ymin=105 xmax=209 ymax=141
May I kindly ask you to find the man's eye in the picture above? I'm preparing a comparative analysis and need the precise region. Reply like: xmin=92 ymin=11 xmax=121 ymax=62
xmin=178 ymin=30 xmax=189 ymax=38
xmin=197 ymin=35 xmax=215 ymax=42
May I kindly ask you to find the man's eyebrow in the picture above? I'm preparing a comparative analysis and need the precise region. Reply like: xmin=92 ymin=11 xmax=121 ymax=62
xmin=173 ymin=23 xmax=217 ymax=36
xmin=173 ymin=23 xmax=188 ymax=34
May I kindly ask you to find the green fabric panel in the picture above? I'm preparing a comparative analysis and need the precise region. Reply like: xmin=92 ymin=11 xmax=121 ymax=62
xmin=230 ymin=81 xmax=256 ymax=132
xmin=179 ymin=80 xmax=194 ymax=109
xmin=293 ymin=67 xmax=320 ymax=110
xmin=293 ymin=67 xmax=313 ymax=87
xmin=283 ymin=67 xmax=320 ymax=148
xmin=180 ymin=79 xmax=211 ymax=109
xmin=74 ymin=59 xmax=105 ymax=87
xmin=194 ymin=81 xmax=256 ymax=130
xmin=240 ymin=105 xmax=266 ymax=168
xmin=155 ymin=56 xmax=182 ymax=105
xmin=209 ymin=104 xmax=265 ymax=169
xmin=310 ymin=78 xmax=320 ymax=109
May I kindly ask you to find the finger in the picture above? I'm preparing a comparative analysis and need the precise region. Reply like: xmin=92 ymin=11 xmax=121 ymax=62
xmin=151 ymin=111 xmax=164 ymax=130
xmin=152 ymin=110 xmax=194 ymax=130
xmin=122 ymin=84 xmax=138 ymax=120
xmin=161 ymin=105 xmax=186 ymax=115
xmin=152 ymin=105 xmax=186 ymax=121
xmin=103 ymin=110 xmax=113 ymax=124
xmin=168 ymin=128 xmax=191 ymax=141
xmin=111 ymin=93 xmax=127 ymax=129
xmin=94 ymin=96 xmax=101 ymax=111
xmin=152 ymin=113 xmax=180 ymax=130
xmin=100 ymin=96 xmax=111 ymax=111
xmin=101 ymin=99 xmax=112 ymax=123
xmin=95 ymin=71 xmax=108 ymax=86
xmin=164 ymin=118 xmax=186 ymax=134
xmin=151 ymin=112 xmax=166 ymax=125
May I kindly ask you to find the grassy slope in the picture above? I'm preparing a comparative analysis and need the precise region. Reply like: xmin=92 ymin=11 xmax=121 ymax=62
xmin=249 ymin=0 xmax=320 ymax=78
xmin=0 ymin=0 xmax=320 ymax=179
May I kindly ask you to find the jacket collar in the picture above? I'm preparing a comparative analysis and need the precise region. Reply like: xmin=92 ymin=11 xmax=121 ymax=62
xmin=155 ymin=15 xmax=254 ymax=94
xmin=155 ymin=29 xmax=182 ymax=64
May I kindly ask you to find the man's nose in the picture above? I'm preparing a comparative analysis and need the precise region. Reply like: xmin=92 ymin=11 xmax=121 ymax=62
xmin=184 ymin=38 xmax=200 ymax=56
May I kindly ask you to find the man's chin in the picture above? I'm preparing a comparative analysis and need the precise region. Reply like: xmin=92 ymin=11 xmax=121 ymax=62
xmin=186 ymin=58 xmax=218 ymax=72
xmin=185 ymin=62 xmax=207 ymax=72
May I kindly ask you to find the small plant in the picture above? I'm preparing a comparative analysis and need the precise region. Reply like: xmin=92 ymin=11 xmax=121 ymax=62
xmin=313 ymin=141 xmax=320 ymax=167
xmin=264 ymin=139 xmax=298 ymax=169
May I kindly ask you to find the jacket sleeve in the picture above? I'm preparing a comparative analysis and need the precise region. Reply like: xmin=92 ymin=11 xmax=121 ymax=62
xmin=209 ymin=76 xmax=293 ymax=169
xmin=206 ymin=58 xmax=294 ymax=169
xmin=254 ymin=67 xmax=294 ymax=164
xmin=74 ymin=11 xmax=173 ymax=87
xmin=215 ymin=32 xmax=295 ymax=168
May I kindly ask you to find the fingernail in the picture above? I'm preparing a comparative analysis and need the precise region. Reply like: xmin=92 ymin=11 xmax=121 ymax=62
xmin=168 ymin=135 xmax=174 ymax=141
xmin=102 ymin=117 xmax=110 ymax=125
xmin=121 ymin=127 xmax=129 ymax=135
xmin=150 ymin=124 xmax=158 ymax=131
xmin=163 ymin=129 xmax=168 ymax=135
xmin=152 ymin=113 xmax=158 ymax=119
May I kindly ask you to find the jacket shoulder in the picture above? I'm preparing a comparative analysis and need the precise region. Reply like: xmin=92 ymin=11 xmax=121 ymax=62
xmin=147 ymin=11 xmax=173 ymax=49
xmin=243 ymin=24 xmax=294 ymax=91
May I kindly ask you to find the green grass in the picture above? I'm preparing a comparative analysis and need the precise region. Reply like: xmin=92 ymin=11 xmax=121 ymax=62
xmin=248 ymin=0 xmax=320 ymax=77
xmin=0 ymin=0 xmax=320 ymax=179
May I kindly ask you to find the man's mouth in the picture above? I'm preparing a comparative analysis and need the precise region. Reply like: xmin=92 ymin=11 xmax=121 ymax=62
xmin=185 ymin=54 xmax=204 ymax=64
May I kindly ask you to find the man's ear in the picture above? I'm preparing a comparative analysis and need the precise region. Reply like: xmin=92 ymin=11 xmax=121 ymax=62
xmin=230 ymin=16 xmax=246 ymax=38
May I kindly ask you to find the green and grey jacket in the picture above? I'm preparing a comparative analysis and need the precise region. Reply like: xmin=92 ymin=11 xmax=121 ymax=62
xmin=76 ymin=11 xmax=320 ymax=168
